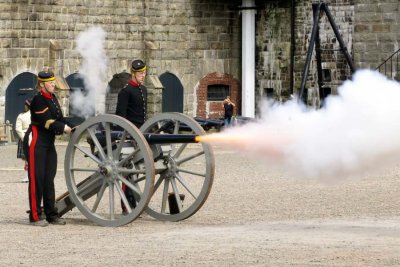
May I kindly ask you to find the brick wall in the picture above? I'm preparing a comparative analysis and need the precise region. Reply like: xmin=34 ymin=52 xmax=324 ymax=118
xmin=196 ymin=72 xmax=240 ymax=119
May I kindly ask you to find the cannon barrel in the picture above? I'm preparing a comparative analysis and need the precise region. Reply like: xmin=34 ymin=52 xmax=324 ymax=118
xmin=88 ymin=131 xmax=200 ymax=147
xmin=143 ymin=133 xmax=200 ymax=144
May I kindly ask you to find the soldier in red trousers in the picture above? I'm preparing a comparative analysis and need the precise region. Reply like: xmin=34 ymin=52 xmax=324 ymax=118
xmin=24 ymin=70 xmax=73 ymax=227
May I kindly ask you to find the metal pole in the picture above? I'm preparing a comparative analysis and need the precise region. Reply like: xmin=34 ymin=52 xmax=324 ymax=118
xmin=298 ymin=3 xmax=322 ymax=103
xmin=314 ymin=10 xmax=325 ymax=106
xmin=289 ymin=0 xmax=295 ymax=96
xmin=323 ymin=3 xmax=356 ymax=73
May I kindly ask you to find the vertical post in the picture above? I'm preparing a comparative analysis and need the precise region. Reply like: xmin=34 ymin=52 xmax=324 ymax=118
xmin=241 ymin=0 xmax=256 ymax=118
xmin=314 ymin=7 xmax=324 ymax=105
xmin=323 ymin=3 xmax=356 ymax=73
xmin=298 ymin=3 xmax=322 ymax=103
xmin=289 ymin=0 xmax=296 ymax=96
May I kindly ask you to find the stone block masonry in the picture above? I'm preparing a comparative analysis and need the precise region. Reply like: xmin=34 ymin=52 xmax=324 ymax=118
xmin=1 ymin=0 xmax=399 ymax=124
xmin=0 ymin=0 xmax=241 ymax=122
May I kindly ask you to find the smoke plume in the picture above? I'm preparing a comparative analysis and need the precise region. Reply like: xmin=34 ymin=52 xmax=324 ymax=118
xmin=205 ymin=69 xmax=400 ymax=182
xmin=70 ymin=26 xmax=108 ymax=118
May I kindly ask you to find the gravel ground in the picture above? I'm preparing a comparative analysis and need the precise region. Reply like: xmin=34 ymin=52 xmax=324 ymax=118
xmin=0 ymin=141 xmax=400 ymax=266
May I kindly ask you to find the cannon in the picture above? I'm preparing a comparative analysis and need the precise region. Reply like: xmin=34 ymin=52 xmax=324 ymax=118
xmin=55 ymin=113 xmax=215 ymax=227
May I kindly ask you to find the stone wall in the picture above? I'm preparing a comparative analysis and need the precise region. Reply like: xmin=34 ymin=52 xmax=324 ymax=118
xmin=146 ymin=1 xmax=241 ymax=116
xmin=353 ymin=0 xmax=400 ymax=75
xmin=0 ymin=0 xmax=241 ymax=122
xmin=256 ymin=0 xmax=292 ymax=105
xmin=1 ymin=0 xmax=400 ymax=123
xmin=256 ymin=0 xmax=400 ymax=108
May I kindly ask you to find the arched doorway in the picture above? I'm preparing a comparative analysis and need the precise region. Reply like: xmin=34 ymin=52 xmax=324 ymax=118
xmin=5 ymin=72 xmax=37 ymax=132
xmin=159 ymin=72 xmax=183 ymax=113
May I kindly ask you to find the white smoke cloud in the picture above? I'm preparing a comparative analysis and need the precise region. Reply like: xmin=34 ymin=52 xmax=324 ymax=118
xmin=212 ymin=69 xmax=400 ymax=182
xmin=70 ymin=26 xmax=108 ymax=118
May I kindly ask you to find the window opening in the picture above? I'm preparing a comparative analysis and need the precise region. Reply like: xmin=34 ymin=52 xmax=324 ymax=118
xmin=207 ymin=84 xmax=230 ymax=101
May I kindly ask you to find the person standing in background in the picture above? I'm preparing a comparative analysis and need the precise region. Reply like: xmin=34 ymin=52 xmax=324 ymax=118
xmin=16 ymin=99 xmax=32 ymax=183
xmin=222 ymin=96 xmax=235 ymax=127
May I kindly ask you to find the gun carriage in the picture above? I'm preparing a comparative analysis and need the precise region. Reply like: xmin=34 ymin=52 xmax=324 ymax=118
xmin=55 ymin=113 xmax=215 ymax=227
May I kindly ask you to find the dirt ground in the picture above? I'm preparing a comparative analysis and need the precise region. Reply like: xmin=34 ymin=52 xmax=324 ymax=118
xmin=0 ymin=141 xmax=399 ymax=266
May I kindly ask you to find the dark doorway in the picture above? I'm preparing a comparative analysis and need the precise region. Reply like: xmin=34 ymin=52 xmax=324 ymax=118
xmin=66 ymin=73 xmax=88 ymax=118
xmin=105 ymin=72 xmax=131 ymax=114
xmin=5 ymin=72 xmax=37 ymax=133
xmin=159 ymin=72 xmax=184 ymax=113
xmin=108 ymin=72 xmax=131 ymax=94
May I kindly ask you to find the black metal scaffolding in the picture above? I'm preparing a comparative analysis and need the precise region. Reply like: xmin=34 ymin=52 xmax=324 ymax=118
xmin=298 ymin=2 xmax=356 ymax=104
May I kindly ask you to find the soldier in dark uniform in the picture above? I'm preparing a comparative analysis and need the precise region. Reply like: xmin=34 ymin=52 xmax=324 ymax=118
xmin=23 ymin=70 xmax=73 ymax=227
xmin=115 ymin=59 xmax=147 ymax=128
xmin=115 ymin=59 xmax=147 ymax=213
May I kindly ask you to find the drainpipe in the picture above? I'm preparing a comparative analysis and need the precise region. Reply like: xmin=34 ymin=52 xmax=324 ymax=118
xmin=241 ymin=0 xmax=256 ymax=118
xmin=289 ymin=0 xmax=295 ymax=96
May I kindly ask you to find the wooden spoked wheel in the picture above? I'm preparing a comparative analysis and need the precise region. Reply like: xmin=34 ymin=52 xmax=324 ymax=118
xmin=64 ymin=114 xmax=155 ymax=227
xmin=140 ymin=113 xmax=215 ymax=221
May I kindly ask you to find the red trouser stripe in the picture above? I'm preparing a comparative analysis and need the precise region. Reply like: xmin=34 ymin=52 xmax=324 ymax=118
xmin=29 ymin=125 xmax=39 ymax=221
xmin=121 ymin=183 xmax=127 ymax=211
